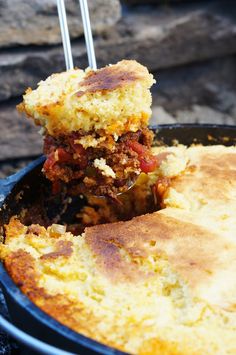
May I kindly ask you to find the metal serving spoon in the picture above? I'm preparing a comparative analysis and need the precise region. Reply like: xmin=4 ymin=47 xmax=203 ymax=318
xmin=56 ymin=0 xmax=137 ymax=198
xmin=57 ymin=0 xmax=96 ymax=70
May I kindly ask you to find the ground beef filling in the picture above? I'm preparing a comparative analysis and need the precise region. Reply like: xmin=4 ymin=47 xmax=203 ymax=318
xmin=43 ymin=128 xmax=156 ymax=197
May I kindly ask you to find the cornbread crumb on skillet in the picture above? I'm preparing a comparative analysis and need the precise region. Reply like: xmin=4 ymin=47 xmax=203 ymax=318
xmin=19 ymin=60 xmax=155 ymax=137
xmin=1 ymin=145 xmax=236 ymax=354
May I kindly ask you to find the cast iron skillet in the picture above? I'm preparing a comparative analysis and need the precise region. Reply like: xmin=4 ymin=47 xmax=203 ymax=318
xmin=0 ymin=124 xmax=236 ymax=355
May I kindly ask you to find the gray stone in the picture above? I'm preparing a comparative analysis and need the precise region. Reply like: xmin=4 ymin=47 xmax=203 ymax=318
xmin=152 ymin=56 xmax=236 ymax=118
xmin=0 ymin=0 xmax=121 ymax=47
xmin=122 ymin=0 xmax=201 ymax=4
xmin=150 ymin=106 xmax=176 ymax=126
xmin=174 ymin=105 xmax=236 ymax=125
xmin=0 ymin=100 xmax=42 ymax=161
xmin=151 ymin=105 xmax=231 ymax=126
xmin=150 ymin=104 xmax=236 ymax=127
xmin=0 ymin=158 xmax=34 ymax=179
xmin=0 ymin=1 xmax=236 ymax=102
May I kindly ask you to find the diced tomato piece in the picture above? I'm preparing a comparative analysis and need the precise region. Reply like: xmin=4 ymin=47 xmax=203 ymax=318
xmin=57 ymin=146 xmax=87 ymax=169
xmin=139 ymin=155 xmax=158 ymax=173
xmin=127 ymin=140 xmax=158 ymax=173
xmin=43 ymin=152 xmax=56 ymax=171
xmin=57 ymin=148 xmax=73 ymax=163
xmin=127 ymin=141 xmax=147 ymax=155
xmin=68 ymin=137 xmax=84 ymax=154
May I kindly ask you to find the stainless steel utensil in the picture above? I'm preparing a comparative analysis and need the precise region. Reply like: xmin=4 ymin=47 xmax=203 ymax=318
xmin=79 ymin=0 xmax=97 ymax=70
xmin=56 ymin=0 xmax=74 ymax=70
xmin=56 ymin=0 xmax=132 ymax=197
xmin=57 ymin=0 xmax=97 ymax=70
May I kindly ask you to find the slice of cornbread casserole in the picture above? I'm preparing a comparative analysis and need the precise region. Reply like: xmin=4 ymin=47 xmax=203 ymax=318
xmin=1 ymin=144 xmax=236 ymax=354
xmin=18 ymin=60 xmax=156 ymax=198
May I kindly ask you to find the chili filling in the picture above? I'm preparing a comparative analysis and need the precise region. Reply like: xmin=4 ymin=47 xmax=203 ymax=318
xmin=43 ymin=128 xmax=157 ymax=198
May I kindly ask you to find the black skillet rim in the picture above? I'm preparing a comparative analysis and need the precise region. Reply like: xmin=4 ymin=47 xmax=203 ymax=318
xmin=1 ymin=123 xmax=236 ymax=355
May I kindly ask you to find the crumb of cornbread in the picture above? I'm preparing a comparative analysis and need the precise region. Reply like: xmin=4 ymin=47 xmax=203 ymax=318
xmin=75 ymin=135 xmax=106 ymax=149
xmin=19 ymin=60 xmax=155 ymax=137
xmin=94 ymin=158 xmax=116 ymax=178
xmin=152 ymin=145 xmax=188 ymax=177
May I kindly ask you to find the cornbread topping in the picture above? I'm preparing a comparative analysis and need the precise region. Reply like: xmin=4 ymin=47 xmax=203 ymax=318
xmin=19 ymin=60 xmax=154 ymax=137
xmin=18 ymin=60 xmax=156 ymax=197
xmin=1 ymin=144 xmax=236 ymax=354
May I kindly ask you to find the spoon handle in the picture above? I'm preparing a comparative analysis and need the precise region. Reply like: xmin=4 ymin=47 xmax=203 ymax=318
xmin=56 ymin=0 xmax=74 ymax=70
xmin=79 ymin=0 xmax=97 ymax=70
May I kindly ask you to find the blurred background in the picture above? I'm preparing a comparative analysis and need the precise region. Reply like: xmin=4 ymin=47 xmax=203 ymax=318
xmin=0 ymin=0 xmax=236 ymax=179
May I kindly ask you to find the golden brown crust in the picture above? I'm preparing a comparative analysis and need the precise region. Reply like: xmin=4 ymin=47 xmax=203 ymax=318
xmin=85 ymin=146 xmax=236 ymax=308
xmin=85 ymin=211 xmax=236 ymax=300
xmin=139 ymin=338 xmax=195 ymax=355
xmin=40 ymin=240 xmax=73 ymax=260
xmin=2 ymin=146 xmax=236 ymax=354
xmin=4 ymin=217 xmax=27 ymax=242
xmin=77 ymin=60 xmax=143 ymax=96
xmin=19 ymin=60 xmax=155 ymax=136
xmin=3 ymin=210 xmax=236 ymax=354
xmin=4 ymin=250 xmax=39 ymax=292
xmin=3 ymin=249 xmax=104 ymax=341
xmin=170 ymin=151 xmax=236 ymax=203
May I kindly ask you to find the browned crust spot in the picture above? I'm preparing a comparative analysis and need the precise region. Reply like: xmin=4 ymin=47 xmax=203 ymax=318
xmin=4 ymin=249 xmax=42 ymax=296
xmin=85 ymin=211 xmax=233 ymax=290
xmin=40 ymin=240 xmax=73 ymax=260
xmin=3 ymin=249 xmax=125 ymax=351
xmin=170 ymin=152 xmax=236 ymax=203
xmin=4 ymin=217 xmax=27 ymax=241
xmin=77 ymin=62 xmax=139 ymax=96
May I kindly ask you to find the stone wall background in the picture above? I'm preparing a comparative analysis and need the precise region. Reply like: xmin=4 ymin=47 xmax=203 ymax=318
xmin=0 ymin=0 xmax=236 ymax=174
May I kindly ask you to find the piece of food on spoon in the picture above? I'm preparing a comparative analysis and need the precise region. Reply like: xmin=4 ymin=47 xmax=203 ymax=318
xmin=18 ymin=60 xmax=156 ymax=198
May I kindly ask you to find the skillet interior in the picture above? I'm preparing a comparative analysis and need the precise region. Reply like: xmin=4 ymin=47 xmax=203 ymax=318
xmin=1 ymin=124 xmax=236 ymax=229
xmin=1 ymin=124 xmax=236 ymax=354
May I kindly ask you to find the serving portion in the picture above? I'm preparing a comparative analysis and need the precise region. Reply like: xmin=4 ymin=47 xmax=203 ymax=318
xmin=18 ymin=60 xmax=156 ymax=198
xmin=1 ymin=144 xmax=236 ymax=354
